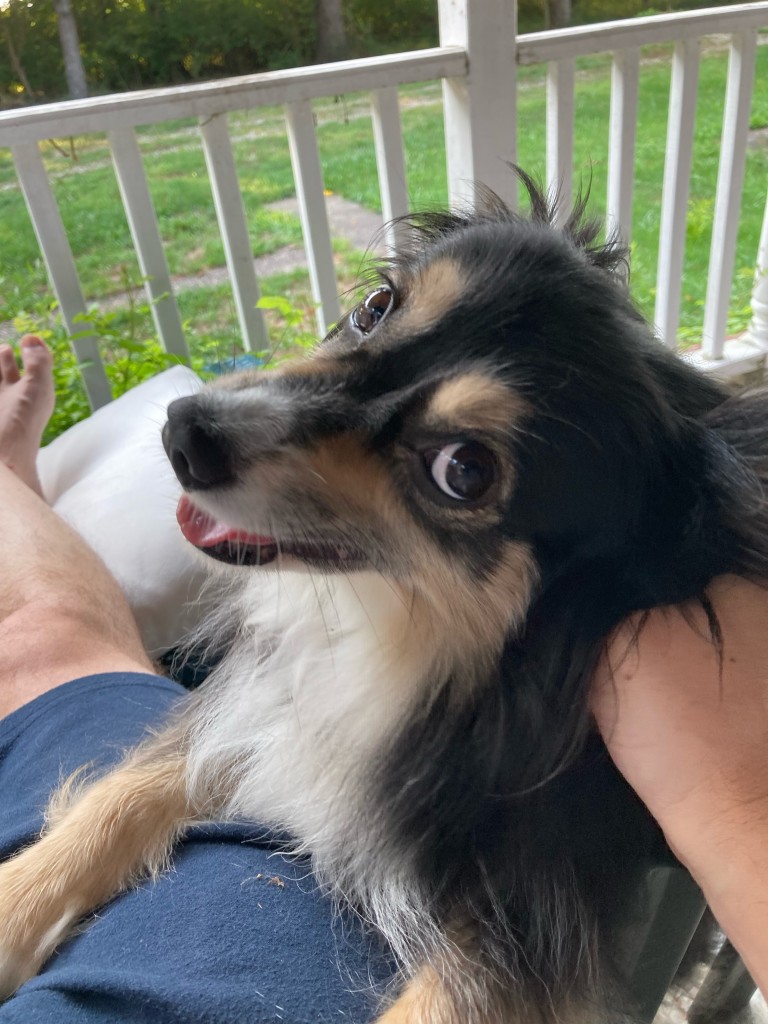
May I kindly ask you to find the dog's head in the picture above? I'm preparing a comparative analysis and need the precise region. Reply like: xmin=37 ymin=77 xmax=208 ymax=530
xmin=164 ymin=176 xmax=736 ymax=670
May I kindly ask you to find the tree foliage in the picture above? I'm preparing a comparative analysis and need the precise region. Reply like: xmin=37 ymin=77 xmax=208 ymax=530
xmin=0 ymin=0 xmax=749 ymax=105
xmin=1 ymin=0 xmax=320 ymax=102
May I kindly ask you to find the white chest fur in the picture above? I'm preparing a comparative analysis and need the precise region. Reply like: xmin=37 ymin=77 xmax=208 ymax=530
xmin=185 ymin=570 xmax=441 ymax=854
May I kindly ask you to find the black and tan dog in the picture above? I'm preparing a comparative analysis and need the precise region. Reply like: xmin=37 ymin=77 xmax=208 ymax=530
xmin=1 ymin=173 xmax=767 ymax=1022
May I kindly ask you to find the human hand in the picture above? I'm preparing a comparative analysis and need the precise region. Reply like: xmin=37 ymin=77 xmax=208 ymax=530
xmin=592 ymin=575 xmax=768 ymax=883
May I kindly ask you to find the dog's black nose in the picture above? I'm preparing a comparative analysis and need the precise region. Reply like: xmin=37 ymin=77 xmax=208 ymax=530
xmin=163 ymin=396 xmax=235 ymax=491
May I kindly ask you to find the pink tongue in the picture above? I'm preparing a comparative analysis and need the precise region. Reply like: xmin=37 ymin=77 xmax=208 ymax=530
xmin=176 ymin=495 xmax=275 ymax=549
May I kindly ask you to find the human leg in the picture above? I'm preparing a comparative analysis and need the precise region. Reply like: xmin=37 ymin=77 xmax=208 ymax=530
xmin=0 ymin=340 xmax=395 ymax=1018
xmin=0 ymin=674 xmax=394 ymax=1022
xmin=0 ymin=338 xmax=185 ymax=993
xmin=0 ymin=337 xmax=154 ymax=719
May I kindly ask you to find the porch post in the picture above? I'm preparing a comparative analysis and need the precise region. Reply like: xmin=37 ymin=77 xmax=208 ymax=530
xmin=438 ymin=0 xmax=518 ymax=211
xmin=747 ymin=189 xmax=768 ymax=354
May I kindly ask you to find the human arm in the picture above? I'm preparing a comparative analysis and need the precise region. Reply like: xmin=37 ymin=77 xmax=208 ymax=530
xmin=592 ymin=576 xmax=768 ymax=995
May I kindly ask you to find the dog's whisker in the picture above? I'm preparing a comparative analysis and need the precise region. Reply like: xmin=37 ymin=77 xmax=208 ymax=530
xmin=300 ymin=546 xmax=338 ymax=663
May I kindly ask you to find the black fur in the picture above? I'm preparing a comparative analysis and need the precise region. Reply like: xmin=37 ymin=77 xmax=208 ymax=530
xmin=166 ymin=172 xmax=768 ymax=1022
xmin=345 ymin=177 xmax=768 ymax=1019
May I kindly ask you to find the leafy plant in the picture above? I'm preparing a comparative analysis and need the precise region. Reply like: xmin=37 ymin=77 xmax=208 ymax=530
xmin=9 ymin=276 xmax=331 ymax=444
xmin=686 ymin=196 xmax=714 ymax=242
xmin=13 ymin=278 xmax=214 ymax=444
xmin=255 ymin=294 xmax=322 ymax=363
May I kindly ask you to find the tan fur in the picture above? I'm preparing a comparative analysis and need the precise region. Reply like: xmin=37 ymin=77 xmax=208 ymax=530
xmin=278 ymin=353 xmax=345 ymax=373
xmin=305 ymin=433 xmax=398 ymax=513
xmin=413 ymin=540 xmax=537 ymax=677
xmin=376 ymin=970 xmax=455 ymax=1024
xmin=395 ymin=260 xmax=465 ymax=337
xmin=0 ymin=736 xmax=199 ymax=997
xmin=425 ymin=373 xmax=530 ymax=439
xmin=377 ymin=971 xmax=591 ymax=1024
xmin=300 ymin=435 xmax=537 ymax=679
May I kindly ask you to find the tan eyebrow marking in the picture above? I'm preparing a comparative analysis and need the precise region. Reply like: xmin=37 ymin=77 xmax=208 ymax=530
xmin=396 ymin=259 xmax=466 ymax=335
xmin=424 ymin=373 xmax=530 ymax=436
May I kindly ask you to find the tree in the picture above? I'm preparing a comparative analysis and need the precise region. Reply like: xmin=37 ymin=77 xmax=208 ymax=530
xmin=315 ymin=0 xmax=347 ymax=63
xmin=544 ymin=0 xmax=572 ymax=28
xmin=2 ymin=18 xmax=34 ymax=98
xmin=52 ymin=0 xmax=87 ymax=98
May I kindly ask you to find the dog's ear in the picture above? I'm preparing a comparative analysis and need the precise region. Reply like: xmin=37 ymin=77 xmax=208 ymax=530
xmin=701 ymin=391 xmax=768 ymax=580
xmin=502 ymin=390 xmax=768 ymax=797
xmin=507 ymin=391 xmax=753 ymax=607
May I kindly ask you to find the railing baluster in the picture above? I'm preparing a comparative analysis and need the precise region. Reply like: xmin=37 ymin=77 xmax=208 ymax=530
xmin=11 ymin=141 xmax=111 ymax=409
xmin=371 ymin=87 xmax=409 ymax=253
xmin=546 ymin=58 xmax=575 ymax=221
xmin=702 ymin=28 xmax=758 ymax=360
xmin=199 ymin=112 xmax=268 ymax=354
xmin=654 ymin=38 xmax=700 ymax=348
xmin=747 ymin=191 xmax=768 ymax=353
xmin=1 ymin=5 xmax=767 ymax=390
xmin=284 ymin=99 xmax=340 ymax=336
xmin=108 ymin=127 xmax=189 ymax=361
xmin=606 ymin=47 xmax=639 ymax=246
xmin=438 ymin=0 xmax=518 ymax=210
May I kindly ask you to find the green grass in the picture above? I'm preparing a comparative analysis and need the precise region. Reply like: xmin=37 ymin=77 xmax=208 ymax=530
xmin=1 ymin=47 xmax=767 ymax=378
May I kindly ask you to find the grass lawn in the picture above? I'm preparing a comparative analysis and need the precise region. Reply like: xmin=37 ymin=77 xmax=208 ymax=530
xmin=0 ymin=41 xmax=767 ymax=436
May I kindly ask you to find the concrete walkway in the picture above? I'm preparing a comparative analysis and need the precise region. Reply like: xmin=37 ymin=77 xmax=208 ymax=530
xmin=0 ymin=194 xmax=385 ymax=342
xmin=153 ymin=193 xmax=386 ymax=291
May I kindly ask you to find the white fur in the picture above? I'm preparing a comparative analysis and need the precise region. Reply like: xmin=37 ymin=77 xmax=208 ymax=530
xmin=0 ymin=908 xmax=75 ymax=1000
xmin=185 ymin=569 xmax=441 ymax=861
xmin=181 ymin=558 xmax=533 ymax=970
xmin=0 ymin=948 xmax=30 ymax=1002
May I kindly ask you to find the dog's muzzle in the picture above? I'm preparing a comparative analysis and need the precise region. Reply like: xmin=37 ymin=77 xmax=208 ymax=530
xmin=163 ymin=396 xmax=236 ymax=491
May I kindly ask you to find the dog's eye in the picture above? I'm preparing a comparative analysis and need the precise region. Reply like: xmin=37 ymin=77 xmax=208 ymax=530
xmin=425 ymin=442 xmax=497 ymax=502
xmin=352 ymin=287 xmax=394 ymax=335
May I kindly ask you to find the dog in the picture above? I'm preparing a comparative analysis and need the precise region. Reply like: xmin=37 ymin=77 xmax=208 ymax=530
xmin=1 ymin=170 xmax=767 ymax=1023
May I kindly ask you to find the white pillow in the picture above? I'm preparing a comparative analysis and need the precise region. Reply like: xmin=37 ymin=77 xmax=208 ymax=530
xmin=37 ymin=366 xmax=214 ymax=658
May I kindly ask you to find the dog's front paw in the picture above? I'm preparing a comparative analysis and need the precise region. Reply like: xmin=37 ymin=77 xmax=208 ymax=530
xmin=0 ymin=856 xmax=76 ymax=1001
xmin=0 ymin=943 xmax=39 ymax=1002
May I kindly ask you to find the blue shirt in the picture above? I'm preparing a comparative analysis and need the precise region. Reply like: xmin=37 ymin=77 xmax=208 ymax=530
xmin=0 ymin=673 xmax=396 ymax=1023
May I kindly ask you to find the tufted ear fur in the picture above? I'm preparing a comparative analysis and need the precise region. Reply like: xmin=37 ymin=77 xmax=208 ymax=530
xmin=511 ymin=166 xmax=629 ymax=277
xmin=507 ymin=381 xmax=768 ymax=787
xmin=382 ymin=167 xmax=629 ymax=281
xmin=702 ymin=390 xmax=768 ymax=579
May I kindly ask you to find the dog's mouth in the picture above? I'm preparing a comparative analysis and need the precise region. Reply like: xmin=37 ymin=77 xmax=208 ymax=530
xmin=176 ymin=495 xmax=366 ymax=570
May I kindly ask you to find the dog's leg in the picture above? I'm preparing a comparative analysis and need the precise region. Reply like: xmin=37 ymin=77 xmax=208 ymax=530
xmin=377 ymin=966 xmax=559 ymax=1024
xmin=0 ymin=736 xmax=196 ymax=999
xmin=376 ymin=969 xmax=457 ymax=1024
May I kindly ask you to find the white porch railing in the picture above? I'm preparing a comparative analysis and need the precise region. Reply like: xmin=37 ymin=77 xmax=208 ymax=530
xmin=0 ymin=0 xmax=766 ymax=409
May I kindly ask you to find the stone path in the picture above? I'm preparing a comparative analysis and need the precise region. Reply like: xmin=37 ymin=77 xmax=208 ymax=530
xmin=107 ymin=195 xmax=384 ymax=313
xmin=268 ymin=194 xmax=385 ymax=258
xmin=0 ymin=194 xmax=385 ymax=342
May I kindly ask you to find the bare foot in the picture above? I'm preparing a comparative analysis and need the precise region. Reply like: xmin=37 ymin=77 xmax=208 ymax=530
xmin=0 ymin=335 xmax=55 ymax=497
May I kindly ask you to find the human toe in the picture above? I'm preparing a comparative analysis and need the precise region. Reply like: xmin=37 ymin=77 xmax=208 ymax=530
xmin=0 ymin=345 xmax=21 ymax=384
xmin=19 ymin=335 xmax=53 ymax=378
